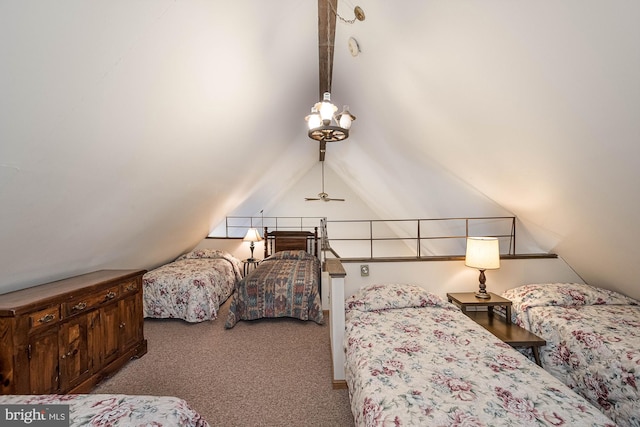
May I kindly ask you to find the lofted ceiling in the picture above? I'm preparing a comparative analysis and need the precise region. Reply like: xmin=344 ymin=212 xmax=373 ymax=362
xmin=1 ymin=1 xmax=639 ymax=299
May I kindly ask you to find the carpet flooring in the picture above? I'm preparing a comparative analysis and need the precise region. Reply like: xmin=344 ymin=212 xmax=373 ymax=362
xmin=93 ymin=299 xmax=355 ymax=427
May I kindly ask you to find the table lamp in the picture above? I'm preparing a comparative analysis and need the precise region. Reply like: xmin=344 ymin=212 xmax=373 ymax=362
xmin=465 ymin=237 xmax=500 ymax=299
xmin=243 ymin=228 xmax=262 ymax=261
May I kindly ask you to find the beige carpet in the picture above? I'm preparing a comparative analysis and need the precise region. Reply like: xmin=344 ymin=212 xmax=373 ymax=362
xmin=93 ymin=299 xmax=354 ymax=427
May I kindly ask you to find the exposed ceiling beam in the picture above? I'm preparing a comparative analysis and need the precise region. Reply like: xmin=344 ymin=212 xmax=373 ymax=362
xmin=317 ymin=0 xmax=337 ymax=161
xmin=318 ymin=0 xmax=336 ymax=102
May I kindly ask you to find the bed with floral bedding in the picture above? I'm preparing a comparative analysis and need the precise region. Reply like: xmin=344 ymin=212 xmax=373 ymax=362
xmin=143 ymin=249 xmax=242 ymax=323
xmin=344 ymin=284 xmax=615 ymax=427
xmin=225 ymin=250 xmax=323 ymax=328
xmin=0 ymin=394 xmax=209 ymax=426
xmin=502 ymin=283 xmax=640 ymax=427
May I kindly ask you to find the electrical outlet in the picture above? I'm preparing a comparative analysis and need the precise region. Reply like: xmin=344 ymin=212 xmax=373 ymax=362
xmin=360 ymin=264 xmax=369 ymax=276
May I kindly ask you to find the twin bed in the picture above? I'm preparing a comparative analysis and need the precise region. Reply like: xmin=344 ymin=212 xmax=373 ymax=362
xmin=0 ymin=394 xmax=208 ymax=426
xmin=343 ymin=283 xmax=616 ymax=426
xmin=225 ymin=228 xmax=323 ymax=328
xmin=502 ymin=282 xmax=640 ymax=427
xmin=142 ymin=248 xmax=242 ymax=322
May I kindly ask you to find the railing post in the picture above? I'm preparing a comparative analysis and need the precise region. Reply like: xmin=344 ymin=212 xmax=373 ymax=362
xmin=369 ymin=220 xmax=373 ymax=258
xmin=417 ymin=219 xmax=421 ymax=258
xmin=512 ymin=217 xmax=516 ymax=255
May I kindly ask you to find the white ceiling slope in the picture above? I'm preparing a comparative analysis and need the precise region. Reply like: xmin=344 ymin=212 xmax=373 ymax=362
xmin=1 ymin=1 xmax=639 ymax=299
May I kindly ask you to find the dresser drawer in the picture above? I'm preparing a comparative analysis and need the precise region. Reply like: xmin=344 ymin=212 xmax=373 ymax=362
xmin=29 ymin=306 xmax=60 ymax=331
xmin=62 ymin=285 xmax=120 ymax=317
xmin=120 ymin=279 xmax=139 ymax=295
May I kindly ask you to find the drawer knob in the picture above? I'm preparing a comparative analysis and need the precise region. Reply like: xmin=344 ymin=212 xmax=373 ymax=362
xmin=72 ymin=302 xmax=87 ymax=311
xmin=38 ymin=313 xmax=55 ymax=323
xmin=105 ymin=291 xmax=116 ymax=300
xmin=125 ymin=284 xmax=137 ymax=292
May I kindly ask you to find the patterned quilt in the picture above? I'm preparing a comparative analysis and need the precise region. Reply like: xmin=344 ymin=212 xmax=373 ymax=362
xmin=0 ymin=394 xmax=209 ymax=426
xmin=344 ymin=284 xmax=615 ymax=427
xmin=143 ymin=249 xmax=242 ymax=322
xmin=503 ymin=283 xmax=640 ymax=427
xmin=225 ymin=250 xmax=323 ymax=328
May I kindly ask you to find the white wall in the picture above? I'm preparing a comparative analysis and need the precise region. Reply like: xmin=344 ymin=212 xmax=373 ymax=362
xmin=338 ymin=257 xmax=583 ymax=300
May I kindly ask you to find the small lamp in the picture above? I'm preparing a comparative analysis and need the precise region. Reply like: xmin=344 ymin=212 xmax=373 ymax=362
xmin=243 ymin=228 xmax=262 ymax=261
xmin=465 ymin=237 xmax=500 ymax=299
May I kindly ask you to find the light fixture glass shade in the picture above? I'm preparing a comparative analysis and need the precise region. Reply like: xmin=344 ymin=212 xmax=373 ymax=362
xmin=243 ymin=228 xmax=262 ymax=242
xmin=337 ymin=105 xmax=356 ymax=129
xmin=306 ymin=107 xmax=322 ymax=130
xmin=316 ymin=92 xmax=338 ymax=123
xmin=465 ymin=237 xmax=500 ymax=270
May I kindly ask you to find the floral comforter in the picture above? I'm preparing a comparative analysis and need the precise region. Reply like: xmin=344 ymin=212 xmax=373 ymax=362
xmin=503 ymin=283 xmax=640 ymax=427
xmin=143 ymin=249 xmax=242 ymax=323
xmin=0 ymin=394 xmax=209 ymax=426
xmin=344 ymin=284 xmax=614 ymax=427
xmin=225 ymin=250 xmax=323 ymax=328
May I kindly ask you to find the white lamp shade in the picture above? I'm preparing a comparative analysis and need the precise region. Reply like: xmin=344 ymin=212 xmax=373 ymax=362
xmin=316 ymin=92 xmax=337 ymax=122
xmin=465 ymin=237 xmax=500 ymax=270
xmin=338 ymin=105 xmax=355 ymax=129
xmin=243 ymin=228 xmax=262 ymax=242
xmin=306 ymin=108 xmax=322 ymax=130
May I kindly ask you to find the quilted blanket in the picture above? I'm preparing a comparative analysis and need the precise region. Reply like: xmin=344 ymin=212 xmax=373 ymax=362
xmin=503 ymin=283 xmax=640 ymax=427
xmin=143 ymin=249 xmax=242 ymax=322
xmin=344 ymin=284 xmax=615 ymax=427
xmin=0 ymin=394 xmax=209 ymax=427
xmin=225 ymin=250 xmax=323 ymax=328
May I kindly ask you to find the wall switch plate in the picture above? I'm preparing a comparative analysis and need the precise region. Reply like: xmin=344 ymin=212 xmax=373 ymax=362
xmin=360 ymin=264 xmax=369 ymax=276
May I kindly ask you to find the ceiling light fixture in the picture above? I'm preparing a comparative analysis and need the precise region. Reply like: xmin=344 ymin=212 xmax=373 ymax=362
xmin=306 ymin=93 xmax=355 ymax=142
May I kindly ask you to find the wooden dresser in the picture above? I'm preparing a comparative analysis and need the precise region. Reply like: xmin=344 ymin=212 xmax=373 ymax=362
xmin=0 ymin=269 xmax=147 ymax=395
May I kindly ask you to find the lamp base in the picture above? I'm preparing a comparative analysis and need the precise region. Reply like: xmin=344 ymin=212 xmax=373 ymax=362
xmin=475 ymin=269 xmax=491 ymax=298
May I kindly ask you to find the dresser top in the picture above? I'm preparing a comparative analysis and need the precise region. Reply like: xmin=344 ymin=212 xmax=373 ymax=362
xmin=0 ymin=269 xmax=146 ymax=316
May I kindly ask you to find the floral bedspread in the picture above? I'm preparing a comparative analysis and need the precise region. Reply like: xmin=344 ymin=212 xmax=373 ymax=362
xmin=225 ymin=250 xmax=323 ymax=328
xmin=502 ymin=283 xmax=640 ymax=427
xmin=344 ymin=284 xmax=614 ymax=427
xmin=0 ymin=394 xmax=209 ymax=427
xmin=143 ymin=249 xmax=242 ymax=322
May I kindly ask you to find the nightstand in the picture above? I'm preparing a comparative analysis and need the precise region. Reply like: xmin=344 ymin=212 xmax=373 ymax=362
xmin=242 ymin=259 xmax=260 ymax=276
xmin=447 ymin=292 xmax=512 ymax=323
xmin=446 ymin=292 xmax=546 ymax=366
